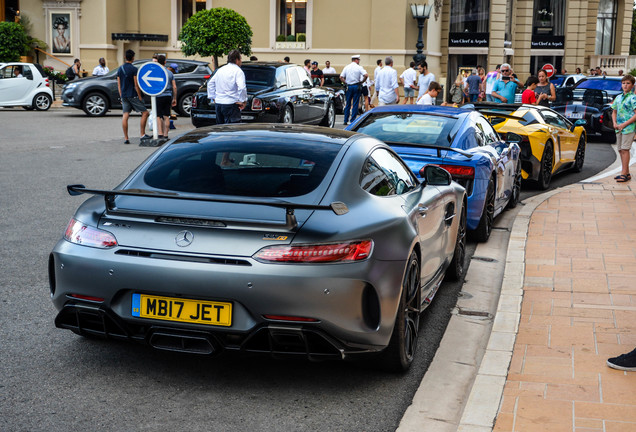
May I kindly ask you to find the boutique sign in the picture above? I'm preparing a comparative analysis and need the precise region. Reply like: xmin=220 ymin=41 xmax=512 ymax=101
xmin=449 ymin=33 xmax=489 ymax=47
xmin=531 ymin=35 xmax=565 ymax=49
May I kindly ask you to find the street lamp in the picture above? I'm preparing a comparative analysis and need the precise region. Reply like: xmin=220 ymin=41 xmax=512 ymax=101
xmin=410 ymin=3 xmax=433 ymax=65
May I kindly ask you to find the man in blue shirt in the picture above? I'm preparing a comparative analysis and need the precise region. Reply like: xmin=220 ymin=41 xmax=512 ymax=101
xmin=117 ymin=49 xmax=150 ymax=143
xmin=491 ymin=63 xmax=523 ymax=104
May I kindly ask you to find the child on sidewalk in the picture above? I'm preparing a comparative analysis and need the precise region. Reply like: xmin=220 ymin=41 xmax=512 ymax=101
xmin=521 ymin=76 xmax=540 ymax=105
xmin=611 ymin=74 xmax=636 ymax=182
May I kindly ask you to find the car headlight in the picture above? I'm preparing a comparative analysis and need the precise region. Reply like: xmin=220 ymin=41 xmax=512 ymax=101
xmin=64 ymin=82 xmax=77 ymax=91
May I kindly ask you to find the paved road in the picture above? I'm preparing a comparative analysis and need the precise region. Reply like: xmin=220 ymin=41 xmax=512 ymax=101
xmin=0 ymin=109 xmax=614 ymax=431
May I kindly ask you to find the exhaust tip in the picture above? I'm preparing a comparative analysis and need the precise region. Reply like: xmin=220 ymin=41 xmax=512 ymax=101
xmin=149 ymin=331 xmax=216 ymax=355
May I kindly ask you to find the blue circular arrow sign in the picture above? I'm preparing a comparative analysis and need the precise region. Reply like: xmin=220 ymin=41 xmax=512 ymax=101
xmin=137 ymin=62 xmax=169 ymax=96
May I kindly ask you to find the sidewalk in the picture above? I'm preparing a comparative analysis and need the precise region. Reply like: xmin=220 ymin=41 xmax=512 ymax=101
xmin=491 ymin=175 xmax=636 ymax=431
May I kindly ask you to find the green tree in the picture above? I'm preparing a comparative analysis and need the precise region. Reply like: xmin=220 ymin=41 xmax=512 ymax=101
xmin=179 ymin=7 xmax=252 ymax=69
xmin=0 ymin=22 xmax=28 ymax=62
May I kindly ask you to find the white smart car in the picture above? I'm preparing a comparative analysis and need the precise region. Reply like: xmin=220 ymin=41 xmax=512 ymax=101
xmin=0 ymin=62 xmax=53 ymax=110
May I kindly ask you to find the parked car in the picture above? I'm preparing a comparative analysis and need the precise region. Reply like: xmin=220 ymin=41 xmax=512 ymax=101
xmin=322 ymin=73 xmax=365 ymax=115
xmin=0 ymin=62 xmax=53 ymax=111
xmin=191 ymin=62 xmax=336 ymax=128
xmin=549 ymin=74 xmax=587 ymax=88
xmin=61 ymin=59 xmax=212 ymax=116
xmin=551 ymin=86 xmax=615 ymax=142
xmin=50 ymin=124 xmax=466 ymax=372
xmin=468 ymin=103 xmax=587 ymax=189
xmin=347 ymin=105 xmax=521 ymax=242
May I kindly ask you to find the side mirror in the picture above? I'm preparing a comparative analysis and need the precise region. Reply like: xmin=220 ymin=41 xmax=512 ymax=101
xmin=421 ymin=165 xmax=452 ymax=186
xmin=302 ymin=80 xmax=312 ymax=88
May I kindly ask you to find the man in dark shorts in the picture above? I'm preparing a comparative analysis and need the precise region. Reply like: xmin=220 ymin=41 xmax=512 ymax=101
xmin=155 ymin=54 xmax=177 ymax=139
xmin=117 ymin=49 xmax=150 ymax=144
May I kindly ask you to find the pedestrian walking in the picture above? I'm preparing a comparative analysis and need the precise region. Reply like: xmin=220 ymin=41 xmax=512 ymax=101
xmin=465 ymin=68 xmax=481 ymax=102
xmin=607 ymin=347 xmax=636 ymax=371
xmin=92 ymin=57 xmax=109 ymax=76
xmin=375 ymin=56 xmax=399 ymax=106
xmin=339 ymin=55 xmax=368 ymax=125
xmin=116 ymin=49 xmax=150 ymax=144
xmin=416 ymin=81 xmax=441 ymax=105
xmin=323 ymin=61 xmax=336 ymax=74
xmin=415 ymin=61 xmax=435 ymax=103
xmin=155 ymin=54 xmax=177 ymax=139
xmin=400 ymin=61 xmax=417 ymax=104
xmin=491 ymin=63 xmax=522 ymax=103
xmin=66 ymin=58 xmax=81 ymax=80
xmin=207 ymin=49 xmax=247 ymax=125
xmin=535 ymin=69 xmax=556 ymax=107
xmin=611 ymin=74 xmax=636 ymax=183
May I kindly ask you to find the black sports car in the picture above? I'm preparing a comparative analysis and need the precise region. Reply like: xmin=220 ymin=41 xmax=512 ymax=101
xmin=191 ymin=62 xmax=336 ymax=128
xmin=61 ymin=59 xmax=212 ymax=117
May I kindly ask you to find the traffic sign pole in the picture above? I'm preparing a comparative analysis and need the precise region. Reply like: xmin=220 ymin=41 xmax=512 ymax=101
xmin=151 ymin=96 xmax=158 ymax=140
xmin=136 ymin=62 xmax=169 ymax=141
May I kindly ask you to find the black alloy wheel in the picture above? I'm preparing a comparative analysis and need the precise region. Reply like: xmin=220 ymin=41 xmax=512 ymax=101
xmin=472 ymin=178 xmax=495 ymax=242
xmin=573 ymin=136 xmax=586 ymax=172
xmin=282 ymin=105 xmax=293 ymax=124
xmin=507 ymin=162 xmax=522 ymax=209
xmin=381 ymin=251 xmax=421 ymax=372
xmin=82 ymin=92 xmax=108 ymax=116
xmin=446 ymin=203 xmax=467 ymax=281
xmin=537 ymin=141 xmax=554 ymax=190
xmin=320 ymin=102 xmax=335 ymax=127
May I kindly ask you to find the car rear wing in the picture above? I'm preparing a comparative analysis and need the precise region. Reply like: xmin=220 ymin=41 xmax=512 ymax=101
xmin=67 ymin=184 xmax=349 ymax=231
xmin=386 ymin=142 xmax=473 ymax=159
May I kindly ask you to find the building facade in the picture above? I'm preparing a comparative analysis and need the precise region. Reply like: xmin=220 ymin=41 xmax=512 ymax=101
xmin=4 ymin=0 xmax=633 ymax=93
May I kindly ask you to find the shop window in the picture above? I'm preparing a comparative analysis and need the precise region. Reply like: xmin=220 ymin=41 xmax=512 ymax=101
xmin=449 ymin=0 xmax=489 ymax=33
xmin=532 ymin=0 xmax=564 ymax=36
xmin=595 ymin=0 xmax=617 ymax=55
xmin=278 ymin=0 xmax=306 ymax=41
xmin=180 ymin=0 xmax=207 ymax=28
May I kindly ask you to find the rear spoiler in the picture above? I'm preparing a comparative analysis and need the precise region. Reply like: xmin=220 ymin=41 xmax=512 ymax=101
xmin=67 ymin=184 xmax=349 ymax=231
xmin=474 ymin=111 xmax=525 ymax=122
xmin=386 ymin=142 xmax=473 ymax=159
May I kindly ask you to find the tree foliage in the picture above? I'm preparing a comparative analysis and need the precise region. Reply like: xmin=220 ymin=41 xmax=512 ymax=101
xmin=0 ymin=22 xmax=28 ymax=62
xmin=179 ymin=8 xmax=252 ymax=68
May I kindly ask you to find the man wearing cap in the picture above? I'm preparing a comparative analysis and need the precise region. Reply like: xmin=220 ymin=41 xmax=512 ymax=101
xmin=310 ymin=61 xmax=324 ymax=86
xmin=340 ymin=55 xmax=368 ymax=125
xmin=92 ymin=57 xmax=109 ymax=76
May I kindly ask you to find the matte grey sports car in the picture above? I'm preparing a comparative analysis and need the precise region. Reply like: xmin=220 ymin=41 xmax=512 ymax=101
xmin=49 ymin=124 xmax=466 ymax=371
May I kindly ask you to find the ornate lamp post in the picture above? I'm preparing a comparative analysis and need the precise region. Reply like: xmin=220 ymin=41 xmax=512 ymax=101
xmin=410 ymin=3 xmax=433 ymax=65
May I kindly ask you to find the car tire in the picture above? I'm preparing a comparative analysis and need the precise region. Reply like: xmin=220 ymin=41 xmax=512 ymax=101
xmin=472 ymin=178 xmax=495 ymax=242
xmin=446 ymin=203 xmax=467 ymax=281
xmin=358 ymin=96 xmax=366 ymax=114
xmin=537 ymin=141 xmax=554 ymax=190
xmin=320 ymin=102 xmax=335 ymax=128
xmin=573 ymin=136 xmax=586 ymax=172
xmin=380 ymin=250 xmax=420 ymax=372
xmin=33 ymin=93 xmax=52 ymax=111
xmin=507 ymin=162 xmax=522 ymax=209
xmin=177 ymin=92 xmax=193 ymax=117
xmin=282 ymin=105 xmax=293 ymax=124
xmin=82 ymin=92 xmax=108 ymax=117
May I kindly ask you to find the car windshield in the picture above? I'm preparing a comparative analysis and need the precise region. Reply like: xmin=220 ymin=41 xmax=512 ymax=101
xmin=242 ymin=67 xmax=276 ymax=88
xmin=353 ymin=113 xmax=457 ymax=146
xmin=576 ymin=79 xmax=622 ymax=92
xmin=143 ymin=137 xmax=341 ymax=197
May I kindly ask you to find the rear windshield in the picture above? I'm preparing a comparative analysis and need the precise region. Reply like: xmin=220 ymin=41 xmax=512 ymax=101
xmin=143 ymin=138 xmax=341 ymax=197
xmin=242 ymin=67 xmax=276 ymax=88
xmin=353 ymin=113 xmax=458 ymax=146
xmin=576 ymin=79 xmax=622 ymax=92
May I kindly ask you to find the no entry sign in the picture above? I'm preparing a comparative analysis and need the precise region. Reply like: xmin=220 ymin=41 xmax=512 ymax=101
xmin=542 ymin=63 xmax=555 ymax=78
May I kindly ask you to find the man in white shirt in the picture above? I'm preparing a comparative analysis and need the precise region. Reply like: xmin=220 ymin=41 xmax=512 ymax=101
xmin=415 ymin=61 xmax=435 ymax=103
xmin=417 ymin=81 xmax=441 ymax=105
xmin=323 ymin=61 xmax=336 ymax=74
xmin=400 ymin=61 xmax=417 ymax=104
xmin=339 ymin=55 xmax=368 ymax=125
xmin=92 ymin=58 xmax=109 ymax=76
xmin=375 ymin=56 xmax=399 ymax=105
xmin=207 ymin=49 xmax=247 ymax=124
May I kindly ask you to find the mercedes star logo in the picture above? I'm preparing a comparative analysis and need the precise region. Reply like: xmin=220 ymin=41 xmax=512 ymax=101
xmin=175 ymin=230 xmax=194 ymax=247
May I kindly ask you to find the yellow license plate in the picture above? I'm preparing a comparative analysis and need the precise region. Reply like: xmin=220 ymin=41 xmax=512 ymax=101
xmin=132 ymin=293 xmax=232 ymax=326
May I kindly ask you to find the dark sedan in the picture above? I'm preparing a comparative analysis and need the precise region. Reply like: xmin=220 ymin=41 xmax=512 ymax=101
xmin=61 ymin=59 xmax=212 ymax=117
xmin=191 ymin=62 xmax=336 ymax=128
xmin=50 ymin=124 xmax=466 ymax=371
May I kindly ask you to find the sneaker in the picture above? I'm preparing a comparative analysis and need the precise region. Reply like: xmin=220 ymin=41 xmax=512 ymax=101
xmin=607 ymin=348 xmax=636 ymax=371
xmin=141 ymin=134 xmax=153 ymax=140
xmin=124 ymin=139 xmax=130 ymax=144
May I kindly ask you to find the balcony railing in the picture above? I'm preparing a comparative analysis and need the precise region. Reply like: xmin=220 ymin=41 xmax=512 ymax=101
xmin=589 ymin=55 xmax=628 ymax=74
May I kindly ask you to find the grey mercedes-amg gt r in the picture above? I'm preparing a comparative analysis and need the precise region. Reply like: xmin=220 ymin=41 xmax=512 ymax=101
xmin=49 ymin=124 xmax=466 ymax=371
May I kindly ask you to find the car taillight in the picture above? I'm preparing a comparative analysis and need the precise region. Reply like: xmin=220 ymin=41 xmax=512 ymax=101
xmin=251 ymin=98 xmax=262 ymax=111
xmin=253 ymin=240 xmax=373 ymax=263
xmin=70 ymin=294 xmax=105 ymax=302
xmin=192 ymin=96 xmax=197 ymax=109
xmin=64 ymin=218 xmax=117 ymax=248
xmin=45 ymin=78 xmax=50 ymax=87
xmin=204 ymin=74 xmax=211 ymax=79
xmin=421 ymin=165 xmax=475 ymax=180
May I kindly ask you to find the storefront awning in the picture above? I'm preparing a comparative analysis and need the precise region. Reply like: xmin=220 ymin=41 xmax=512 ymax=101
xmin=111 ymin=33 xmax=168 ymax=42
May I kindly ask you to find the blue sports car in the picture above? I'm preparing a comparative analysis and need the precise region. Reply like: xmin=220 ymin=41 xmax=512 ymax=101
xmin=347 ymin=105 xmax=521 ymax=241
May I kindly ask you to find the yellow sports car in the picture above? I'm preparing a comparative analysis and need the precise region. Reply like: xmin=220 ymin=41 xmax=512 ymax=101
xmin=470 ymin=103 xmax=587 ymax=189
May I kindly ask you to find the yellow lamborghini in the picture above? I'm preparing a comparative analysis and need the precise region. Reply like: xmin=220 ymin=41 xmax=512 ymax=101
xmin=470 ymin=103 xmax=587 ymax=189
